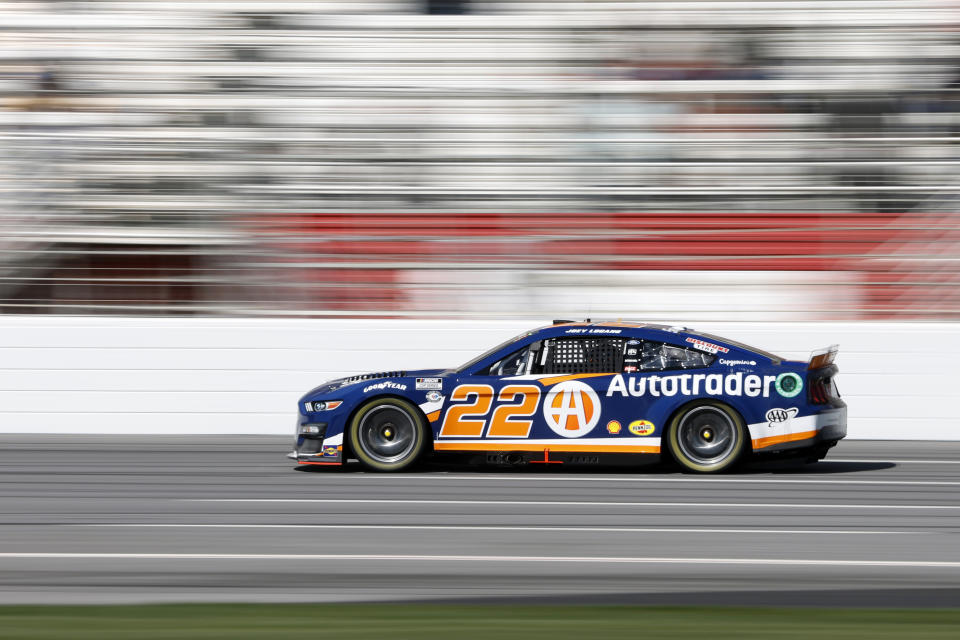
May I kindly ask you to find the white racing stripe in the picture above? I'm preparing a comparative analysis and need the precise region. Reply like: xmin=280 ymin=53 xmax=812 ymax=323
xmin=322 ymin=432 xmax=342 ymax=447
xmin=189 ymin=498 xmax=960 ymax=510
xmin=417 ymin=398 xmax=444 ymax=416
xmin=0 ymin=553 xmax=958 ymax=568
xmin=63 ymin=523 xmax=912 ymax=535
xmin=747 ymin=413 xmax=821 ymax=442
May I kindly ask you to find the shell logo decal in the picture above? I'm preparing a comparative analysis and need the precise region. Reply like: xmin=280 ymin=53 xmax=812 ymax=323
xmin=543 ymin=380 xmax=601 ymax=438
xmin=606 ymin=420 xmax=622 ymax=434
xmin=628 ymin=420 xmax=655 ymax=436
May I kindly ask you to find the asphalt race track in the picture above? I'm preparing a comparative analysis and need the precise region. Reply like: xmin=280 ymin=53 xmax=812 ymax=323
xmin=0 ymin=436 xmax=958 ymax=607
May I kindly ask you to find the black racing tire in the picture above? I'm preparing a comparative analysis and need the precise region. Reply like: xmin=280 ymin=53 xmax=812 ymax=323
xmin=667 ymin=400 xmax=747 ymax=474
xmin=348 ymin=397 xmax=429 ymax=472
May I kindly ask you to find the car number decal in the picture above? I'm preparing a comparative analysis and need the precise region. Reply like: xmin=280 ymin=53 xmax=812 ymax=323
xmin=440 ymin=384 xmax=543 ymax=438
xmin=438 ymin=384 xmax=493 ymax=437
xmin=487 ymin=385 xmax=541 ymax=438
xmin=440 ymin=382 xmax=605 ymax=439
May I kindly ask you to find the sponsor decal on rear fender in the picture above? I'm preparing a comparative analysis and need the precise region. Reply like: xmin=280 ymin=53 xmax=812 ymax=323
xmin=766 ymin=407 xmax=798 ymax=428
xmin=774 ymin=372 xmax=803 ymax=398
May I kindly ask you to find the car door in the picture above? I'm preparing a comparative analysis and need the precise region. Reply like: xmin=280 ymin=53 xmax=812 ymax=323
xmin=436 ymin=343 xmax=539 ymax=442
xmin=532 ymin=336 xmax=632 ymax=442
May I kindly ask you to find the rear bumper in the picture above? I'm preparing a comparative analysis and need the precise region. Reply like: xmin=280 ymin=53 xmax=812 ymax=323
xmin=815 ymin=404 xmax=847 ymax=443
xmin=750 ymin=403 xmax=847 ymax=453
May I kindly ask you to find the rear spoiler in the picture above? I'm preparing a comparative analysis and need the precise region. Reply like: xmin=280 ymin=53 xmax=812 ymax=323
xmin=808 ymin=344 xmax=839 ymax=370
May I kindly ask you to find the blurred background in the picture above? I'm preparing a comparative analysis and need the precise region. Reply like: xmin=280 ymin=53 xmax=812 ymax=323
xmin=1 ymin=0 xmax=959 ymax=321
xmin=2 ymin=4 xmax=960 ymax=623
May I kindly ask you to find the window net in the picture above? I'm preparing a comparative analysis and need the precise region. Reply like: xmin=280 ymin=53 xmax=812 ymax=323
xmin=542 ymin=338 xmax=625 ymax=374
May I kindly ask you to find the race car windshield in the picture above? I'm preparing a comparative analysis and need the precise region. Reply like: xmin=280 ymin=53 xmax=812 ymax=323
xmin=456 ymin=331 xmax=532 ymax=372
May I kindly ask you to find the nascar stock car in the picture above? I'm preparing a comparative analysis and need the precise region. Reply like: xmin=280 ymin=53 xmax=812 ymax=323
xmin=291 ymin=320 xmax=846 ymax=473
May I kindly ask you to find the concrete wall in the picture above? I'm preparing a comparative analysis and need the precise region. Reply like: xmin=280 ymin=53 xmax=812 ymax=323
xmin=0 ymin=316 xmax=951 ymax=439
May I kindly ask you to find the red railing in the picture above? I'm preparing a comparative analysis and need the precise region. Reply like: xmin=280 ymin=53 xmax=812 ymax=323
xmin=240 ymin=210 xmax=960 ymax=318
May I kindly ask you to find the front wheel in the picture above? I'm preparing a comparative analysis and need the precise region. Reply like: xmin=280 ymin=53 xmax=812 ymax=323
xmin=667 ymin=401 xmax=747 ymax=473
xmin=348 ymin=397 xmax=429 ymax=472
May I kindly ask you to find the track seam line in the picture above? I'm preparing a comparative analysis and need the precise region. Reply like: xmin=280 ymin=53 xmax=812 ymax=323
xmin=1 ymin=553 xmax=959 ymax=568
xmin=56 ymin=523 xmax=914 ymax=535
xmin=185 ymin=499 xmax=960 ymax=510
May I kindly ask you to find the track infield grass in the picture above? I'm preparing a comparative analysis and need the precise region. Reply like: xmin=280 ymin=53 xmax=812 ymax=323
xmin=0 ymin=604 xmax=958 ymax=639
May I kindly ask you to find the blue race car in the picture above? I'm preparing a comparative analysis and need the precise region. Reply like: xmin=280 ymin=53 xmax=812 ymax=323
xmin=291 ymin=320 xmax=846 ymax=473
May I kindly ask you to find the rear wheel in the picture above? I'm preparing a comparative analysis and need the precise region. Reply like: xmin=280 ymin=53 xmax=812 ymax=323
xmin=667 ymin=401 xmax=747 ymax=473
xmin=348 ymin=397 xmax=429 ymax=472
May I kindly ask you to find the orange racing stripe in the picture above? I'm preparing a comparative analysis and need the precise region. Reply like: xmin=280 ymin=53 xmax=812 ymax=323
xmin=426 ymin=410 xmax=441 ymax=422
xmin=537 ymin=372 xmax=615 ymax=387
xmin=752 ymin=430 xmax=817 ymax=450
xmin=434 ymin=442 xmax=660 ymax=454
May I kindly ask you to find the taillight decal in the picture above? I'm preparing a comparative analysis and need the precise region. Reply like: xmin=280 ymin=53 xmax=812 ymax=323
xmin=808 ymin=376 xmax=831 ymax=404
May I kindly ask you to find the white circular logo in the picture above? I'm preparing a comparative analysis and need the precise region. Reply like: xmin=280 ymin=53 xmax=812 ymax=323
xmin=543 ymin=380 xmax=601 ymax=438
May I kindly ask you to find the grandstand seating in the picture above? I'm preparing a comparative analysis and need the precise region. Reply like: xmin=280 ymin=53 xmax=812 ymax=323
xmin=0 ymin=1 xmax=957 ymax=317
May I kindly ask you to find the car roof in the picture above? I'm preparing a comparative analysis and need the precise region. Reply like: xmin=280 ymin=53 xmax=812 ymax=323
xmin=539 ymin=319 xmax=689 ymax=333
xmin=535 ymin=320 xmax=783 ymax=363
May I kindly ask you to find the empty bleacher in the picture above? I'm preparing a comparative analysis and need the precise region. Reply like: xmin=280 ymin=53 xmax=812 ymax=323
xmin=0 ymin=1 xmax=958 ymax=317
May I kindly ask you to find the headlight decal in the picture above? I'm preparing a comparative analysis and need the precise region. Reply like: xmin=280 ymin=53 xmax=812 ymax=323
xmin=306 ymin=400 xmax=343 ymax=412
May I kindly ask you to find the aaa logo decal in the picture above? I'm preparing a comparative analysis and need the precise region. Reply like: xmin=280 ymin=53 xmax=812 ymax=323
xmin=765 ymin=407 xmax=798 ymax=428
xmin=628 ymin=420 xmax=655 ymax=436
xmin=543 ymin=380 xmax=601 ymax=438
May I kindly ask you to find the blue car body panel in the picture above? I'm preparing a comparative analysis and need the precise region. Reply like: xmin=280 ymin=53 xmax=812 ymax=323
xmin=294 ymin=322 xmax=846 ymax=466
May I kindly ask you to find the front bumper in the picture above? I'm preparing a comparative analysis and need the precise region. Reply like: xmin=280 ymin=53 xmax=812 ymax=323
xmin=291 ymin=420 xmax=344 ymax=465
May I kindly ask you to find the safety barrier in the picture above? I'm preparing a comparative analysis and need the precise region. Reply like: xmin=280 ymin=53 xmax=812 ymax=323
xmin=0 ymin=316 xmax=950 ymax=440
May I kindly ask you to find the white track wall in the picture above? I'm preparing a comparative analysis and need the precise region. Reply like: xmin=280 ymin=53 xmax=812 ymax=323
xmin=0 ymin=317 xmax=951 ymax=440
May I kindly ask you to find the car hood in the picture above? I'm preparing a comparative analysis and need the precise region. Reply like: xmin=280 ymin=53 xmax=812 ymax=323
xmin=302 ymin=368 xmax=449 ymax=399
